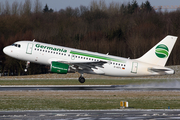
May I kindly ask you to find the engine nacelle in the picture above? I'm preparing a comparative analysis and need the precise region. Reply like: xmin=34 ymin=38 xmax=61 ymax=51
xmin=50 ymin=61 xmax=74 ymax=74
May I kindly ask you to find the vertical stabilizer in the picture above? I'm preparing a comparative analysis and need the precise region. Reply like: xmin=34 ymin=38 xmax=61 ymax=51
xmin=137 ymin=35 xmax=178 ymax=66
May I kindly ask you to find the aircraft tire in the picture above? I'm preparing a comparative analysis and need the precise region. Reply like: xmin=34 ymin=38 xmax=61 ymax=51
xmin=79 ymin=76 xmax=85 ymax=83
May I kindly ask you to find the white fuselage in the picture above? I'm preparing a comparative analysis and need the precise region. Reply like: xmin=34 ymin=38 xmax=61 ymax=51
xmin=3 ymin=41 xmax=174 ymax=76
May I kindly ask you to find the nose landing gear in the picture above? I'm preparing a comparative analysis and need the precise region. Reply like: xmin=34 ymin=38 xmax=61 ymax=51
xmin=24 ymin=61 xmax=30 ymax=72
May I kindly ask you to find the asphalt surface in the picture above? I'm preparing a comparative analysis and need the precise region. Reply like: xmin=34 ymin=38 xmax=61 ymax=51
xmin=0 ymin=85 xmax=180 ymax=91
xmin=1 ymin=85 xmax=180 ymax=119
xmin=1 ymin=110 xmax=180 ymax=120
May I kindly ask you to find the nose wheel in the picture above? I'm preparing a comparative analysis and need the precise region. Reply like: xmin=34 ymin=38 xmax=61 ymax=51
xmin=25 ymin=61 xmax=30 ymax=72
xmin=78 ymin=75 xmax=85 ymax=83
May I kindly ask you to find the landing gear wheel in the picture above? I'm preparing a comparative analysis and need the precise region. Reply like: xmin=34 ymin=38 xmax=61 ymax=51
xmin=78 ymin=76 xmax=85 ymax=83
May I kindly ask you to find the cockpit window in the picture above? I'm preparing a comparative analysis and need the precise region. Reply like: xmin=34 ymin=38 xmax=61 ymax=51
xmin=12 ymin=43 xmax=21 ymax=48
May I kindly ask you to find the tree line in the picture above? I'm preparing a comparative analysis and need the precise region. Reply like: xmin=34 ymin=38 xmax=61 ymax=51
xmin=0 ymin=0 xmax=180 ymax=76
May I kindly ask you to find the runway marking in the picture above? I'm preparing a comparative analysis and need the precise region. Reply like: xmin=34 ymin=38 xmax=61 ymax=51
xmin=55 ymin=114 xmax=66 ymax=116
xmin=99 ymin=118 xmax=113 ymax=120
xmin=76 ymin=114 xmax=90 ymax=116
xmin=152 ymin=113 xmax=159 ymax=116
xmin=73 ymin=117 xmax=92 ymax=120
xmin=105 ymin=113 xmax=122 ymax=114
xmin=142 ymin=114 xmax=149 ymax=116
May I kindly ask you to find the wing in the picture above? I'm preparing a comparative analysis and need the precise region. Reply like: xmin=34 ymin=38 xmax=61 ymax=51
xmin=61 ymin=60 xmax=107 ymax=72
xmin=48 ymin=58 xmax=107 ymax=73
xmin=72 ymin=61 xmax=107 ymax=70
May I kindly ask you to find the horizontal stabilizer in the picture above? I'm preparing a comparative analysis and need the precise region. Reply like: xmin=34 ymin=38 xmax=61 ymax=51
xmin=148 ymin=67 xmax=175 ymax=75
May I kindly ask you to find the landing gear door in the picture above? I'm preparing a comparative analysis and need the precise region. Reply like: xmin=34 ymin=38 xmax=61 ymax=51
xmin=131 ymin=62 xmax=138 ymax=73
xmin=26 ymin=43 xmax=33 ymax=54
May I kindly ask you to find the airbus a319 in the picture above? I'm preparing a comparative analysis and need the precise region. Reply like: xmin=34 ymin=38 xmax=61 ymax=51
xmin=3 ymin=35 xmax=178 ymax=83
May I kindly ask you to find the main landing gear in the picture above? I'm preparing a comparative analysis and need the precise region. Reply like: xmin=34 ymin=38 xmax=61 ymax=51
xmin=78 ymin=75 xmax=85 ymax=83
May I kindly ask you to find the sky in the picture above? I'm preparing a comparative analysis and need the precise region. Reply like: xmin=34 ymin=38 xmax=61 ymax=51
xmin=0 ymin=0 xmax=180 ymax=11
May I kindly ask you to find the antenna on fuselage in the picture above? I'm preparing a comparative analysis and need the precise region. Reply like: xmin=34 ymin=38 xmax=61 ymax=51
xmin=33 ymin=39 xmax=35 ymax=42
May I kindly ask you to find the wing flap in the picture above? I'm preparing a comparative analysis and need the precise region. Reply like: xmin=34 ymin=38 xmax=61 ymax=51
xmin=72 ymin=61 xmax=107 ymax=70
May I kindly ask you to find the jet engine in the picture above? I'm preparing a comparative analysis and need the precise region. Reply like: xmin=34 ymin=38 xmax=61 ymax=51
xmin=50 ymin=61 xmax=74 ymax=74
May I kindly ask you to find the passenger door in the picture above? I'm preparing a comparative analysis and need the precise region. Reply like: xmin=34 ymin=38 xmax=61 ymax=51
xmin=131 ymin=62 xmax=138 ymax=73
xmin=26 ymin=43 xmax=33 ymax=54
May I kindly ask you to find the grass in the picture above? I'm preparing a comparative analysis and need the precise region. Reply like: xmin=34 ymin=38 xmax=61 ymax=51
xmin=0 ymin=91 xmax=180 ymax=110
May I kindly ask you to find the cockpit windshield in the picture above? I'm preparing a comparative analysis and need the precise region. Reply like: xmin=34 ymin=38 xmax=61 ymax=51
xmin=12 ymin=44 xmax=21 ymax=48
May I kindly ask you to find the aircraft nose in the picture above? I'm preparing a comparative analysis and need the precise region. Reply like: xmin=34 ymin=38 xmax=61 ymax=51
xmin=3 ymin=46 xmax=19 ymax=59
xmin=3 ymin=46 xmax=9 ymax=55
xmin=3 ymin=46 xmax=13 ymax=56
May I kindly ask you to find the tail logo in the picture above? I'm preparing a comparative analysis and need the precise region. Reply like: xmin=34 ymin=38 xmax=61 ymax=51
xmin=155 ymin=44 xmax=169 ymax=58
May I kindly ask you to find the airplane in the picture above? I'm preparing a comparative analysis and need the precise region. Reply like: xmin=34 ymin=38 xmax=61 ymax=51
xmin=3 ymin=35 xmax=178 ymax=83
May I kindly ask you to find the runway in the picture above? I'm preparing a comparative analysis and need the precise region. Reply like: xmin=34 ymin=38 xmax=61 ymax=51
xmin=1 ymin=85 xmax=179 ymax=119
xmin=1 ymin=110 xmax=180 ymax=120
xmin=0 ymin=85 xmax=180 ymax=91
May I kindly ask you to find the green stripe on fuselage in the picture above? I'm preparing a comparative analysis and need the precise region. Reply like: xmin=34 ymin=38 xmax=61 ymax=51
xmin=70 ymin=51 xmax=126 ymax=63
